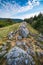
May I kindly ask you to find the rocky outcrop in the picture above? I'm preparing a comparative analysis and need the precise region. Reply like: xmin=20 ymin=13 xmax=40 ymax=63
xmin=8 ymin=31 xmax=15 ymax=40
xmin=35 ymin=42 xmax=43 ymax=49
xmin=8 ymin=22 xmax=29 ymax=40
xmin=0 ymin=22 xmax=43 ymax=65
xmin=36 ymin=51 xmax=43 ymax=65
xmin=6 ymin=46 xmax=35 ymax=65
xmin=0 ymin=42 xmax=11 ymax=58
xmin=37 ymin=33 xmax=43 ymax=42
xmin=19 ymin=22 xmax=29 ymax=38
xmin=27 ymin=48 xmax=35 ymax=56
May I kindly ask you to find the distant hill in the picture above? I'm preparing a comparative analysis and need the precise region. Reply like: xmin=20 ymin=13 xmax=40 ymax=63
xmin=0 ymin=18 xmax=23 ymax=27
xmin=0 ymin=18 xmax=23 ymax=22
xmin=11 ymin=19 xmax=23 ymax=22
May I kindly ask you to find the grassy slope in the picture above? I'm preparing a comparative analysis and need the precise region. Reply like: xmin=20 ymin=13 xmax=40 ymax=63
xmin=0 ymin=23 xmax=42 ymax=65
xmin=27 ymin=23 xmax=39 ymax=34
xmin=0 ymin=23 xmax=39 ymax=38
xmin=0 ymin=23 xmax=20 ymax=38
xmin=0 ymin=23 xmax=39 ymax=39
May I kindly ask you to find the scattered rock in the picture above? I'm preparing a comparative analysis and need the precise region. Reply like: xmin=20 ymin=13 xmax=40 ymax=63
xmin=37 ymin=37 xmax=43 ymax=42
xmin=16 ymin=41 xmax=22 ymax=46
xmin=2 ymin=45 xmax=7 ymax=51
xmin=1 ymin=22 xmax=43 ymax=65
xmin=8 ymin=31 xmax=14 ymax=40
xmin=0 ymin=51 xmax=7 ymax=57
xmin=19 ymin=28 xmax=29 ymax=38
xmin=17 ymin=35 xmax=22 ymax=40
xmin=6 ymin=46 xmax=35 ymax=65
xmin=39 ymin=33 xmax=43 ymax=38
xmin=19 ymin=22 xmax=29 ymax=38
xmin=30 ymin=32 xmax=38 ymax=37
xmin=16 ymin=41 xmax=27 ymax=50
xmin=19 ymin=22 xmax=27 ymax=28
xmin=37 ymin=34 xmax=43 ymax=42
xmin=0 ymin=42 xmax=10 ymax=58
xmin=36 ymin=51 xmax=43 ymax=64
xmin=35 ymin=42 xmax=43 ymax=49
xmin=37 ymin=52 xmax=43 ymax=58
xmin=7 ymin=22 xmax=29 ymax=39
xmin=27 ymin=48 xmax=35 ymax=56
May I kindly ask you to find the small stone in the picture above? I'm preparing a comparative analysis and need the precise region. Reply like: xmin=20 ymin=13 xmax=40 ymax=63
xmin=37 ymin=52 xmax=43 ymax=58
xmin=8 ymin=31 xmax=14 ymax=40
xmin=16 ymin=41 xmax=22 ymax=46
xmin=27 ymin=48 xmax=35 ymax=56
xmin=0 ymin=51 xmax=7 ymax=57
xmin=17 ymin=36 xmax=22 ymax=40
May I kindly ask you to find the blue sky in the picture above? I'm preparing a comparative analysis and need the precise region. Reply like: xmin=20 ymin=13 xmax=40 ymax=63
xmin=0 ymin=0 xmax=43 ymax=19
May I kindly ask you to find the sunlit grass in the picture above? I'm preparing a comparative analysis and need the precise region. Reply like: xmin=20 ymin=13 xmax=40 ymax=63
xmin=27 ymin=23 xmax=39 ymax=34
xmin=0 ymin=23 xmax=39 ymax=44
xmin=0 ymin=23 xmax=20 ymax=38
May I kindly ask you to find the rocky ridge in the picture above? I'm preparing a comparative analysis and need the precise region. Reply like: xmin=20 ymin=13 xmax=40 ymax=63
xmin=0 ymin=22 xmax=43 ymax=65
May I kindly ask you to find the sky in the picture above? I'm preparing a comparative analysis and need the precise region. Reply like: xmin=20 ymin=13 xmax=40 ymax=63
xmin=0 ymin=0 xmax=43 ymax=19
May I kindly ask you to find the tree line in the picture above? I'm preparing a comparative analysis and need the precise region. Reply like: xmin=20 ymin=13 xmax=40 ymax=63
xmin=24 ymin=13 xmax=43 ymax=34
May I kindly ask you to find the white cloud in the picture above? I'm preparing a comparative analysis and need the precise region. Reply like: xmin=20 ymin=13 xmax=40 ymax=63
xmin=33 ymin=1 xmax=40 ymax=6
xmin=0 ymin=0 xmax=40 ymax=18
xmin=19 ymin=0 xmax=40 ymax=13
xmin=20 ymin=12 xmax=40 ymax=19
xmin=28 ymin=1 xmax=32 ymax=6
xmin=18 ymin=5 xmax=33 ymax=13
xmin=9 ymin=11 xmax=43 ymax=19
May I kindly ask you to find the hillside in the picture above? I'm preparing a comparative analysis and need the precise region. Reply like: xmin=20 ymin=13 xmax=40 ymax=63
xmin=0 ymin=18 xmax=23 ymax=27
xmin=0 ymin=22 xmax=43 ymax=65
xmin=0 ymin=23 xmax=20 ymax=42
xmin=0 ymin=23 xmax=38 ymax=42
